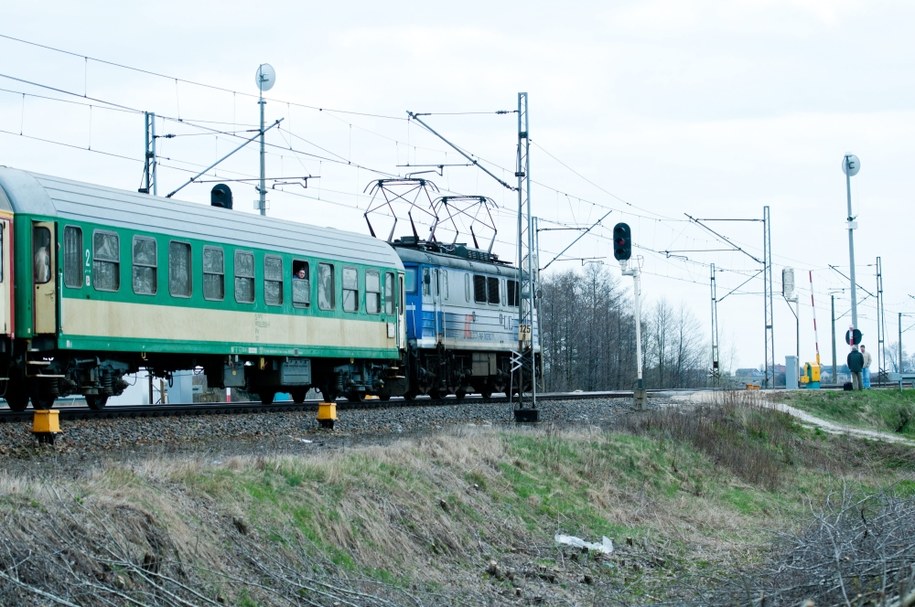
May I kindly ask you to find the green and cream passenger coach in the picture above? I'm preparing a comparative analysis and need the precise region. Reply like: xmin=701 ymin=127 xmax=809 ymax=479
xmin=0 ymin=166 xmax=406 ymax=411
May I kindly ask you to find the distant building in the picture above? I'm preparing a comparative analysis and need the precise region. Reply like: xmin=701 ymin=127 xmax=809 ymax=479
xmin=735 ymin=368 xmax=765 ymax=382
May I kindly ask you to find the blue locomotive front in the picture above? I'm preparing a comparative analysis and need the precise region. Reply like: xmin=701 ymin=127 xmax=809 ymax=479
xmin=395 ymin=238 xmax=538 ymax=399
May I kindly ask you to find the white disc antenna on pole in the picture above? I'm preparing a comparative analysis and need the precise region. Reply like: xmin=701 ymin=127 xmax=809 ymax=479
xmin=256 ymin=63 xmax=276 ymax=92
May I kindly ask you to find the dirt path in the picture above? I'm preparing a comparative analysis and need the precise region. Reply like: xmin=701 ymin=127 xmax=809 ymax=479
xmin=668 ymin=390 xmax=915 ymax=446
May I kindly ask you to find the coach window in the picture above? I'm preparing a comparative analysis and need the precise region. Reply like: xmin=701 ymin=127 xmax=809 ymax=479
xmin=168 ymin=241 xmax=192 ymax=298
xmin=63 ymin=226 xmax=83 ymax=288
xmin=383 ymin=272 xmax=395 ymax=315
xmin=292 ymin=260 xmax=310 ymax=308
xmin=507 ymin=279 xmax=519 ymax=307
xmin=33 ymin=226 xmax=51 ymax=284
xmin=318 ymin=262 xmax=334 ymax=310
xmin=264 ymin=255 xmax=283 ymax=306
xmin=404 ymin=267 xmax=417 ymax=293
xmin=93 ymin=230 xmax=120 ymax=291
xmin=132 ymin=236 xmax=157 ymax=295
xmin=425 ymin=268 xmax=443 ymax=297
xmin=487 ymin=277 xmax=500 ymax=305
xmin=473 ymin=274 xmax=486 ymax=303
xmin=203 ymin=246 xmax=224 ymax=301
xmin=366 ymin=270 xmax=381 ymax=314
xmin=342 ymin=267 xmax=359 ymax=313
xmin=235 ymin=250 xmax=255 ymax=304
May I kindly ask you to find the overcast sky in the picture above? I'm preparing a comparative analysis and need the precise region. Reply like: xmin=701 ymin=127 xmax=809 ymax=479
xmin=2 ymin=0 xmax=914 ymax=373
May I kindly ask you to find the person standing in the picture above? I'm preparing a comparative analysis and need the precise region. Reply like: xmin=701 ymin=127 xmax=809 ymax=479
xmin=847 ymin=345 xmax=864 ymax=390
xmin=861 ymin=344 xmax=872 ymax=389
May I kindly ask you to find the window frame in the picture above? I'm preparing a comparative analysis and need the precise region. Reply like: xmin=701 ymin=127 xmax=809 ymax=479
xmin=342 ymin=266 xmax=359 ymax=313
xmin=318 ymin=262 xmax=335 ymax=311
xmin=264 ymin=254 xmax=284 ymax=306
xmin=63 ymin=225 xmax=83 ymax=289
xmin=92 ymin=229 xmax=120 ymax=292
xmin=168 ymin=240 xmax=192 ymax=298
xmin=292 ymin=259 xmax=311 ymax=308
xmin=366 ymin=269 xmax=381 ymax=314
xmin=507 ymin=278 xmax=520 ymax=307
xmin=203 ymin=245 xmax=225 ymax=301
xmin=234 ymin=250 xmax=256 ymax=304
xmin=132 ymin=235 xmax=158 ymax=296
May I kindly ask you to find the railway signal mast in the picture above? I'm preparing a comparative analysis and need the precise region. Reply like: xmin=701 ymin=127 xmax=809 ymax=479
xmin=842 ymin=153 xmax=861 ymax=347
xmin=614 ymin=223 xmax=645 ymax=409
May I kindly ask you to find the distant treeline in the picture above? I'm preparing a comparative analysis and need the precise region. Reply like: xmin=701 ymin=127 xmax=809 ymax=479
xmin=538 ymin=265 xmax=711 ymax=391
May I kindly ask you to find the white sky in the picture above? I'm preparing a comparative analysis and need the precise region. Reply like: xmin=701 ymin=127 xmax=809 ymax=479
xmin=2 ymin=0 xmax=914 ymax=373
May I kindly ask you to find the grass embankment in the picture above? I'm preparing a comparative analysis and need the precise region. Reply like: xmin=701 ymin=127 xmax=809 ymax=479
xmin=775 ymin=387 xmax=915 ymax=436
xmin=1 ymin=392 xmax=913 ymax=605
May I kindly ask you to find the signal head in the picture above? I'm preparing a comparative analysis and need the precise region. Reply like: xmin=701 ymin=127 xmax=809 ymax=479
xmin=613 ymin=222 xmax=631 ymax=261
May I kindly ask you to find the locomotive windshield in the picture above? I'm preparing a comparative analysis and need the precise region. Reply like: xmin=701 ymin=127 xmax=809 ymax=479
xmin=404 ymin=267 xmax=417 ymax=293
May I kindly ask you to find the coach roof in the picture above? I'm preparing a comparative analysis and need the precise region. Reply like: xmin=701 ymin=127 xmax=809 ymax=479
xmin=0 ymin=166 xmax=402 ymax=269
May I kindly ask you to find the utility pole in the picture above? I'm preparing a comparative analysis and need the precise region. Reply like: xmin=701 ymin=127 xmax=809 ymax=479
xmin=710 ymin=264 xmax=720 ymax=385
xmin=256 ymin=64 xmax=276 ymax=216
xmin=513 ymin=91 xmax=538 ymax=422
xmin=685 ymin=208 xmax=772 ymax=387
xmin=141 ymin=112 xmax=157 ymax=195
xmin=843 ymin=154 xmax=861 ymax=339
xmin=876 ymin=256 xmax=885 ymax=382
xmin=831 ymin=294 xmax=838 ymax=382
xmin=763 ymin=205 xmax=774 ymax=387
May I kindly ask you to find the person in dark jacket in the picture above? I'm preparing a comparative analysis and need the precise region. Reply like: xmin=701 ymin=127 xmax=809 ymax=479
xmin=847 ymin=345 xmax=864 ymax=390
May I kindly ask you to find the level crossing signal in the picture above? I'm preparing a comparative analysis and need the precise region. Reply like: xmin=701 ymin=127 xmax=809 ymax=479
xmin=845 ymin=328 xmax=862 ymax=346
xmin=613 ymin=223 xmax=632 ymax=261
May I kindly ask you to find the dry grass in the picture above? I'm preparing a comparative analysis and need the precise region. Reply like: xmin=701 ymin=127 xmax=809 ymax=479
xmin=1 ymin=405 xmax=913 ymax=605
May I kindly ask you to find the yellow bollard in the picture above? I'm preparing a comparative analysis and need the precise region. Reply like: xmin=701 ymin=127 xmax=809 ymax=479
xmin=32 ymin=410 xmax=60 ymax=445
xmin=317 ymin=402 xmax=337 ymax=429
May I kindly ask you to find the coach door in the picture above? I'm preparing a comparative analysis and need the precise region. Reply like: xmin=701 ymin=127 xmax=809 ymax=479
xmin=0 ymin=217 xmax=11 ymax=337
xmin=32 ymin=222 xmax=56 ymax=335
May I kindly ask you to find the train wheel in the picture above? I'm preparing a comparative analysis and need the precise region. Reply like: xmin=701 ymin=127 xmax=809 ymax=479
xmin=429 ymin=388 xmax=443 ymax=401
xmin=455 ymin=389 xmax=466 ymax=401
xmin=290 ymin=388 xmax=307 ymax=404
xmin=346 ymin=392 xmax=364 ymax=403
xmin=30 ymin=386 xmax=55 ymax=410
xmin=86 ymin=395 xmax=109 ymax=410
xmin=31 ymin=395 xmax=55 ymax=410
xmin=403 ymin=391 xmax=416 ymax=402
xmin=480 ymin=389 xmax=493 ymax=400
xmin=319 ymin=385 xmax=338 ymax=403
xmin=258 ymin=390 xmax=275 ymax=405
xmin=5 ymin=389 xmax=29 ymax=412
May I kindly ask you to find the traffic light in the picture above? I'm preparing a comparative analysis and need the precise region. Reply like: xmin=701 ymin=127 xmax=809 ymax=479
xmin=613 ymin=222 xmax=631 ymax=261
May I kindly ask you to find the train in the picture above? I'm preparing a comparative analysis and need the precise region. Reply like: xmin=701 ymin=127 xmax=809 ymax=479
xmin=0 ymin=166 xmax=538 ymax=411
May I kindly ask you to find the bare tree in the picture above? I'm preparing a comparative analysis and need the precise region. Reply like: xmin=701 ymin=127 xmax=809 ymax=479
xmin=643 ymin=299 xmax=707 ymax=388
xmin=539 ymin=267 xmax=633 ymax=390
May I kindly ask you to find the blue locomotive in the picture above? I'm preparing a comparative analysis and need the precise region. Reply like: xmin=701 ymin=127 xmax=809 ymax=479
xmin=395 ymin=238 xmax=537 ymax=400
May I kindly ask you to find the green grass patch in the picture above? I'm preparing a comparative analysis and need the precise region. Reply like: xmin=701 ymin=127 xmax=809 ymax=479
xmin=778 ymin=389 xmax=915 ymax=437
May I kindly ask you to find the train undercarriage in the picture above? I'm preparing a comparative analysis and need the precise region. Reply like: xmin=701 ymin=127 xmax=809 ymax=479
xmin=1 ymin=342 xmax=538 ymax=411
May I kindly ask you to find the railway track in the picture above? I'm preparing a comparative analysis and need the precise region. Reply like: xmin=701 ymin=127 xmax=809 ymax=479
xmin=0 ymin=390 xmax=647 ymax=424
